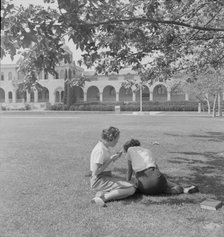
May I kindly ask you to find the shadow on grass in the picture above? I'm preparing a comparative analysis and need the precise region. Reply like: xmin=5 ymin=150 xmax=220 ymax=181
xmin=86 ymin=152 xmax=224 ymax=206
xmin=114 ymin=152 xmax=224 ymax=206
xmin=121 ymin=190 xmax=201 ymax=207
xmin=113 ymin=168 xmax=206 ymax=207
xmin=168 ymin=151 xmax=224 ymax=200
xmin=190 ymin=132 xmax=224 ymax=142
xmin=164 ymin=131 xmax=224 ymax=142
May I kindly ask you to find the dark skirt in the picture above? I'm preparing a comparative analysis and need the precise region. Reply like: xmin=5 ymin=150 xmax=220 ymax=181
xmin=135 ymin=167 xmax=166 ymax=195
xmin=135 ymin=167 xmax=183 ymax=195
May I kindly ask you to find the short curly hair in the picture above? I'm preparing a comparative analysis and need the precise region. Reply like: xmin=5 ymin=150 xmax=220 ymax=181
xmin=123 ymin=139 xmax=141 ymax=152
xmin=101 ymin=126 xmax=120 ymax=142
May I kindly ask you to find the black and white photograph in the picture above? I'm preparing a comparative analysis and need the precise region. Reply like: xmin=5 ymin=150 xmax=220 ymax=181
xmin=1 ymin=0 xmax=224 ymax=236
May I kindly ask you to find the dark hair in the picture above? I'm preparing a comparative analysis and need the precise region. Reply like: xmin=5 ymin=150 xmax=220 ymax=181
xmin=123 ymin=139 xmax=141 ymax=152
xmin=101 ymin=126 xmax=120 ymax=142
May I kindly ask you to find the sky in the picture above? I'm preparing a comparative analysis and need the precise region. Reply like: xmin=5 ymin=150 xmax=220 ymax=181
xmin=1 ymin=0 xmax=84 ymax=66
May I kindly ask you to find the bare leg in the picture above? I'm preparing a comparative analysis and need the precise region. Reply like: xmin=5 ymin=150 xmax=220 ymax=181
xmin=165 ymin=180 xmax=183 ymax=194
xmin=103 ymin=187 xmax=136 ymax=202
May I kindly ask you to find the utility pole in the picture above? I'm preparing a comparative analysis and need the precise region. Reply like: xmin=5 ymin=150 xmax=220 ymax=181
xmin=140 ymin=84 xmax=143 ymax=112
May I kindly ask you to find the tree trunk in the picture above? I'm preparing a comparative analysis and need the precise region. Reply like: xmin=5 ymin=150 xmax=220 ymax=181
xmin=195 ymin=96 xmax=204 ymax=113
xmin=67 ymin=83 xmax=71 ymax=107
xmin=212 ymin=94 xmax=217 ymax=118
xmin=217 ymin=89 xmax=223 ymax=117
xmin=205 ymin=98 xmax=211 ymax=114
xmin=63 ymin=81 xmax=67 ymax=105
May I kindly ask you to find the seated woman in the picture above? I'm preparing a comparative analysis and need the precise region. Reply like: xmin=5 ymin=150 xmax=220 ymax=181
xmin=123 ymin=139 xmax=199 ymax=195
xmin=90 ymin=127 xmax=136 ymax=207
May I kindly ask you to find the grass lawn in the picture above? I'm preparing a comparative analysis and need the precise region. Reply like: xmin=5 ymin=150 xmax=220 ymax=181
xmin=0 ymin=111 xmax=224 ymax=237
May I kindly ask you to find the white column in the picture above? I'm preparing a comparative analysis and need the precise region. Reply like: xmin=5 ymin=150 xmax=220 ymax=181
xmin=185 ymin=93 xmax=189 ymax=101
xmin=116 ymin=92 xmax=119 ymax=102
xmin=100 ymin=92 xmax=103 ymax=102
xmin=167 ymin=90 xmax=171 ymax=101
xmin=5 ymin=91 xmax=8 ymax=103
xmin=140 ymin=86 xmax=142 ymax=112
xmin=149 ymin=90 xmax=153 ymax=101
xmin=84 ymin=92 xmax=87 ymax=102
xmin=12 ymin=90 xmax=16 ymax=103
xmin=34 ymin=90 xmax=38 ymax=102
xmin=132 ymin=92 xmax=136 ymax=102
xmin=26 ymin=91 xmax=31 ymax=102
xmin=198 ymin=103 xmax=201 ymax=113
xmin=49 ymin=90 xmax=54 ymax=104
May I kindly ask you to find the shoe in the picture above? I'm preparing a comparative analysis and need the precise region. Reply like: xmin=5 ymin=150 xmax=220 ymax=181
xmin=96 ymin=191 xmax=104 ymax=198
xmin=91 ymin=197 xmax=106 ymax=207
xmin=184 ymin=185 xmax=199 ymax=194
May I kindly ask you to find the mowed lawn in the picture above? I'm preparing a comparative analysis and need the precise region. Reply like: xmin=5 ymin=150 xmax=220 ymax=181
xmin=0 ymin=111 xmax=224 ymax=237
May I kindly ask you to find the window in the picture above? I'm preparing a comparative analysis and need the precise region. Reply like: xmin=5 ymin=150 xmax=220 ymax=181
xmin=55 ymin=71 xmax=59 ymax=79
xmin=8 ymin=91 xmax=12 ymax=102
xmin=61 ymin=91 xmax=64 ymax=101
xmin=1 ymin=73 xmax=4 ymax=81
xmin=60 ymin=70 xmax=64 ymax=79
xmin=55 ymin=91 xmax=60 ymax=102
xmin=8 ymin=72 xmax=12 ymax=81
xmin=44 ymin=71 xmax=48 ymax=80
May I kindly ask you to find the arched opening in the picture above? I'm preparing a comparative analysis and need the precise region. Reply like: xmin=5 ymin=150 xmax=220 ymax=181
xmin=135 ymin=86 xmax=150 ymax=102
xmin=153 ymin=84 xmax=167 ymax=102
xmin=38 ymin=87 xmax=49 ymax=102
xmin=30 ymin=91 xmax=34 ymax=102
xmin=171 ymin=87 xmax=185 ymax=101
xmin=8 ymin=91 xmax=12 ymax=103
xmin=0 ymin=88 xmax=5 ymax=102
xmin=16 ymin=89 xmax=25 ymax=102
xmin=103 ymin=85 xmax=116 ymax=102
xmin=55 ymin=91 xmax=60 ymax=103
xmin=55 ymin=88 xmax=64 ymax=103
xmin=119 ymin=86 xmax=133 ymax=102
xmin=8 ymin=72 xmax=12 ymax=81
xmin=87 ymin=86 xmax=100 ymax=102
xmin=61 ymin=91 xmax=64 ymax=102
xmin=70 ymin=86 xmax=84 ymax=104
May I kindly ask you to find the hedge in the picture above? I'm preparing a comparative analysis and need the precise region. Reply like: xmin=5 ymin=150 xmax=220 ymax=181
xmin=48 ymin=101 xmax=200 ymax=111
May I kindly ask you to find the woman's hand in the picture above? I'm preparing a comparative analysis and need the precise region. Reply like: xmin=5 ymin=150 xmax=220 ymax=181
xmin=111 ymin=151 xmax=122 ymax=162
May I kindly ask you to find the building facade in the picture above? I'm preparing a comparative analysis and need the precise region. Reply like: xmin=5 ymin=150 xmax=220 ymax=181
xmin=0 ymin=55 xmax=192 ymax=109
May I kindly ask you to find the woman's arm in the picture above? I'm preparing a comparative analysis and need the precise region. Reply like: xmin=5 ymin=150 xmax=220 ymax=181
xmin=92 ymin=152 xmax=122 ymax=176
xmin=126 ymin=160 xmax=133 ymax=181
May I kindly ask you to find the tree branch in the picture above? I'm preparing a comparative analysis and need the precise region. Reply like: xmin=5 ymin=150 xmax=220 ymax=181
xmin=82 ymin=17 xmax=224 ymax=32
xmin=175 ymin=1 xmax=208 ymax=21
xmin=189 ymin=7 xmax=223 ymax=40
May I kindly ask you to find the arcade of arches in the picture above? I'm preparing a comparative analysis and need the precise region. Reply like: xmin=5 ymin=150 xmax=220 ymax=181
xmin=0 ymin=83 xmax=188 ymax=104
xmin=0 ymin=87 xmax=49 ymax=103
xmin=71 ymin=83 xmax=187 ymax=103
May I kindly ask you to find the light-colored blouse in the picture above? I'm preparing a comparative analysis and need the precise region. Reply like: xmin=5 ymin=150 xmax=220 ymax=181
xmin=90 ymin=141 xmax=113 ymax=173
xmin=125 ymin=146 xmax=156 ymax=172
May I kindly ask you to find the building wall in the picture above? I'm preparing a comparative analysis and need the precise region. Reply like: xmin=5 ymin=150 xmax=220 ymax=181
xmin=0 ymin=63 xmax=193 ymax=107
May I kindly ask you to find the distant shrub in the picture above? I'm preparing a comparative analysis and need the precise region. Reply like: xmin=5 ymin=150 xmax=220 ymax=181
xmin=1 ymin=104 xmax=7 ymax=110
xmin=69 ymin=103 xmax=114 ymax=111
xmin=25 ymin=104 xmax=31 ymax=110
xmin=49 ymin=103 xmax=69 ymax=111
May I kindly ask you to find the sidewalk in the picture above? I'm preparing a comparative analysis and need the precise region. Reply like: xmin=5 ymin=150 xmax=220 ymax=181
xmin=1 ymin=110 xmax=222 ymax=118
